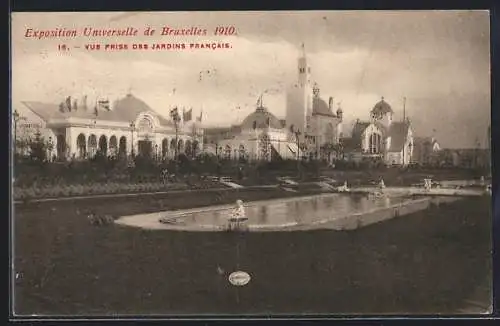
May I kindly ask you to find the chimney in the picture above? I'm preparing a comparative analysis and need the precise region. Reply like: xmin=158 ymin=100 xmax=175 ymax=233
xmin=329 ymin=97 xmax=333 ymax=109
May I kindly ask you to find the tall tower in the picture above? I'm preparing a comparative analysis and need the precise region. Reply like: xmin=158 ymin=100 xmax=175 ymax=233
xmin=298 ymin=43 xmax=312 ymax=87
xmin=286 ymin=43 xmax=314 ymax=139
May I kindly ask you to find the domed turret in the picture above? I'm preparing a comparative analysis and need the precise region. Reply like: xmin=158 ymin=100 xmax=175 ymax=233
xmin=240 ymin=106 xmax=284 ymax=130
xmin=370 ymin=96 xmax=393 ymax=127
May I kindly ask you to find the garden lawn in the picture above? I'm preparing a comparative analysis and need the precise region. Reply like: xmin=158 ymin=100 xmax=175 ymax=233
xmin=14 ymin=191 xmax=491 ymax=316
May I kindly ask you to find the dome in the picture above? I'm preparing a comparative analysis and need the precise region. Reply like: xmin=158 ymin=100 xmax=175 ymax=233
xmin=240 ymin=106 xmax=284 ymax=130
xmin=113 ymin=93 xmax=154 ymax=118
xmin=312 ymin=97 xmax=336 ymax=117
xmin=371 ymin=97 xmax=393 ymax=115
xmin=94 ymin=93 xmax=172 ymax=125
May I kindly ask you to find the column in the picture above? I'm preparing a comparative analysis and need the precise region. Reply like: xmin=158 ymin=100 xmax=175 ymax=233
xmin=65 ymin=127 xmax=73 ymax=160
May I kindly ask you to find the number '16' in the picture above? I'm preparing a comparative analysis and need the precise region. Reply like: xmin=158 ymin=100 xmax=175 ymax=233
xmin=214 ymin=26 xmax=236 ymax=36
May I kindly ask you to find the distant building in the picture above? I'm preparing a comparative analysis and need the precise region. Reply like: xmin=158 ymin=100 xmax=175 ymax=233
xmin=16 ymin=93 xmax=203 ymax=161
xmin=341 ymin=98 xmax=414 ymax=166
xmin=285 ymin=43 xmax=343 ymax=159
xmin=437 ymin=148 xmax=489 ymax=169
xmin=204 ymin=43 xmax=344 ymax=162
xmin=412 ymin=137 xmax=441 ymax=165
xmin=204 ymin=102 xmax=295 ymax=161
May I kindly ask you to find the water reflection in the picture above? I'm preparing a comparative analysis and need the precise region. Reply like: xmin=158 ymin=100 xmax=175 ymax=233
xmin=181 ymin=194 xmax=407 ymax=227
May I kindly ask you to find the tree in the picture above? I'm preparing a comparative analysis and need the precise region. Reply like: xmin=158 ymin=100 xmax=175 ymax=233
xmin=29 ymin=131 xmax=47 ymax=162
xmin=323 ymin=142 xmax=344 ymax=162
xmin=259 ymin=132 xmax=271 ymax=161
xmin=13 ymin=109 xmax=27 ymax=155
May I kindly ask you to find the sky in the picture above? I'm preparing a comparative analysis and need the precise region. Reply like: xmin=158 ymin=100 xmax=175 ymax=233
xmin=11 ymin=10 xmax=490 ymax=148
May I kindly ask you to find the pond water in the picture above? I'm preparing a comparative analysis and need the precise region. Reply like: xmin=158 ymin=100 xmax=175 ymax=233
xmin=117 ymin=193 xmax=413 ymax=231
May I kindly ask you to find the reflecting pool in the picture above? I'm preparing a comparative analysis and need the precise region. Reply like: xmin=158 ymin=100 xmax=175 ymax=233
xmin=117 ymin=193 xmax=416 ymax=231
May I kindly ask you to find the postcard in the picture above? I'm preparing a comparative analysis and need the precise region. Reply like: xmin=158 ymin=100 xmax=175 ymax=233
xmin=10 ymin=10 xmax=492 ymax=317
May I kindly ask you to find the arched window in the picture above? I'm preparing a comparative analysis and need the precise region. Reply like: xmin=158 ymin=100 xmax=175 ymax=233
xmin=56 ymin=135 xmax=66 ymax=160
xmin=192 ymin=140 xmax=199 ymax=157
xmin=76 ymin=133 xmax=86 ymax=159
xmin=184 ymin=140 xmax=193 ymax=157
xmin=118 ymin=136 xmax=127 ymax=156
xmin=98 ymin=135 xmax=108 ymax=156
xmin=185 ymin=140 xmax=192 ymax=157
xmin=177 ymin=139 xmax=184 ymax=152
xmin=162 ymin=138 xmax=169 ymax=158
xmin=88 ymin=134 xmax=97 ymax=158
xmin=137 ymin=116 xmax=154 ymax=134
xmin=224 ymin=145 xmax=232 ymax=160
xmin=368 ymin=133 xmax=382 ymax=154
xmin=239 ymin=144 xmax=246 ymax=159
xmin=109 ymin=135 xmax=118 ymax=157
xmin=170 ymin=139 xmax=176 ymax=153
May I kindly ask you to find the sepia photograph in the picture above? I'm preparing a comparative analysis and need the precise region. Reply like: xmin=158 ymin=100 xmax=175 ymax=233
xmin=10 ymin=10 xmax=492 ymax=317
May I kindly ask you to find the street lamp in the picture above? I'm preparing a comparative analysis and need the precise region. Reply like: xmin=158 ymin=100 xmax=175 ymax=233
xmin=170 ymin=107 xmax=181 ymax=160
xmin=47 ymin=136 xmax=54 ymax=161
xmin=290 ymin=125 xmax=302 ymax=177
xmin=129 ymin=122 xmax=135 ymax=157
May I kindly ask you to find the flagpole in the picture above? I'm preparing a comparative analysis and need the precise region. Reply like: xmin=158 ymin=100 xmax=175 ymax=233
xmin=403 ymin=96 xmax=407 ymax=165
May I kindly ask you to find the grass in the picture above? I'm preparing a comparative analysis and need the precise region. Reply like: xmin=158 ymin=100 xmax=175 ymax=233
xmin=13 ymin=190 xmax=492 ymax=316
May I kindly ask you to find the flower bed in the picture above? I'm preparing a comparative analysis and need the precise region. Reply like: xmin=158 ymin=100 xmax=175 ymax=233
xmin=13 ymin=182 xmax=195 ymax=201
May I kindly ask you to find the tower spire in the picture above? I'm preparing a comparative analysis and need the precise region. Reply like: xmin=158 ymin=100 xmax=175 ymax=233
xmin=298 ymin=42 xmax=310 ymax=87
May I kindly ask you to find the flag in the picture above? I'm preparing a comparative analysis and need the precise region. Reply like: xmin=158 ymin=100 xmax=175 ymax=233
xmin=82 ymin=95 xmax=88 ymax=111
xmin=170 ymin=107 xmax=180 ymax=122
xmin=65 ymin=96 xmax=72 ymax=112
xmin=196 ymin=110 xmax=203 ymax=122
xmin=183 ymin=108 xmax=193 ymax=122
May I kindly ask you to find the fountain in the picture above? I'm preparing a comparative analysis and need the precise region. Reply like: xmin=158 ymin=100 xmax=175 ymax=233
xmin=226 ymin=200 xmax=249 ymax=232
xmin=424 ymin=178 xmax=432 ymax=191
xmin=337 ymin=181 xmax=350 ymax=193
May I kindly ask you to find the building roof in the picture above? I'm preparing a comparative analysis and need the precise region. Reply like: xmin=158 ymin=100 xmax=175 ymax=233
xmin=312 ymin=97 xmax=336 ymax=117
xmin=371 ymin=98 xmax=393 ymax=115
xmin=346 ymin=120 xmax=411 ymax=153
xmin=351 ymin=121 xmax=371 ymax=139
xmin=22 ymin=94 xmax=172 ymax=126
xmin=240 ymin=106 xmax=284 ymax=129
xmin=344 ymin=121 xmax=372 ymax=151
xmin=21 ymin=101 xmax=66 ymax=121
xmin=387 ymin=121 xmax=411 ymax=152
